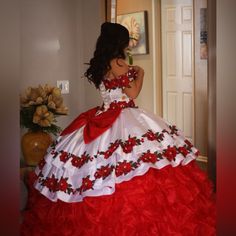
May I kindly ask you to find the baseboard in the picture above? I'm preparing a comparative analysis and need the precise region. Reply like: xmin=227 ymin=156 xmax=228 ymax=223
xmin=196 ymin=155 xmax=208 ymax=163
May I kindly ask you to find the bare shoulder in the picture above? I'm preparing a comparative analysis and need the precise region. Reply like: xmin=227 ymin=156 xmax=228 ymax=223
xmin=110 ymin=58 xmax=129 ymax=78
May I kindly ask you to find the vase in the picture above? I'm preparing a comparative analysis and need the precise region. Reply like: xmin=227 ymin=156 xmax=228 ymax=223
xmin=21 ymin=131 xmax=53 ymax=166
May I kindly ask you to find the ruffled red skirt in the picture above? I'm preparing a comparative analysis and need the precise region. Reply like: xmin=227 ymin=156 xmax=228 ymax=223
xmin=21 ymin=161 xmax=216 ymax=236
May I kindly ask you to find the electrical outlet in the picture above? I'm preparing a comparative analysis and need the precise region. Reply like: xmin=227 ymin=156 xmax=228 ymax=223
xmin=57 ymin=80 xmax=69 ymax=94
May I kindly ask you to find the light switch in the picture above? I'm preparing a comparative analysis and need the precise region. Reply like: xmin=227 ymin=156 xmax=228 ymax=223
xmin=57 ymin=80 xmax=69 ymax=94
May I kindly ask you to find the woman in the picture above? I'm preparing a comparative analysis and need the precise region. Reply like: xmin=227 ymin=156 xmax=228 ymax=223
xmin=21 ymin=22 xmax=216 ymax=236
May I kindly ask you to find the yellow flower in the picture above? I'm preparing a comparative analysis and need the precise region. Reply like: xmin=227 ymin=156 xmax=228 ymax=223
xmin=20 ymin=86 xmax=47 ymax=107
xmin=20 ymin=84 xmax=68 ymax=135
xmin=52 ymin=87 xmax=61 ymax=97
xmin=33 ymin=105 xmax=54 ymax=127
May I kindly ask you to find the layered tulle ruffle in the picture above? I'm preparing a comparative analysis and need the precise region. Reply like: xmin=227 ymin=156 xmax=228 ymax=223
xmin=21 ymin=161 xmax=216 ymax=236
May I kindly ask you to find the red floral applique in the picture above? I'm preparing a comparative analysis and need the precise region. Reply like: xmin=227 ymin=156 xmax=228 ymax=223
xmin=142 ymin=130 xmax=164 ymax=142
xmin=94 ymin=164 xmax=114 ymax=179
xmin=50 ymin=140 xmax=59 ymax=155
xmin=103 ymin=79 xmax=119 ymax=90
xmin=121 ymin=135 xmax=143 ymax=154
xmin=38 ymin=158 xmax=46 ymax=170
xmin=168 ymin=125 xmax=179 ymax=136
xmin=119 ymin=75 xmax=131 ymax=88
xmin=108 ymin=141 xmax=120 ymax=152
xmin=143 ymin=130 xmax=156 ymax=140
xmin=178 ymin=146 xmax=189 ymax=157
xmin=115 ymin=160 xmax=138 ymax=177
xmin=79 ymin=176 xmax=94 ymax=193
xmin=103 ymin=150 xmax=113 ymax=159
xmin=99 ymin=140 xmax=120 ymax=159
xmin=184 ymin=139 xmax=193 ymax=148
xmin=103 ymin=67 xmax=136 ymax=91
xmin=59 ymin=151 xmax=69 ymax=162
xmin=71 ymin=152 xmax=92 ymax=168
xmin=58 ymin=178 xmax=68 ymax=191
xmin=139 ymin=150 xmax=158 ymax=164
xmin=58 ymin=177 xmax=73 ymax=194
xmin=163 ymin=146 xmax=177 ymax=161
xmin=121 ymin=143 xmax=133 ymax=153
xmin=44 ymin=174 xmax=58 ymax=192
xmin=108 ymin=100 xmax=136 ymax=110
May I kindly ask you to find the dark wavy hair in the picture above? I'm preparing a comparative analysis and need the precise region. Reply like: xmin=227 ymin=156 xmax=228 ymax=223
xmin=84 ymin=22 xmax=129 ymax=88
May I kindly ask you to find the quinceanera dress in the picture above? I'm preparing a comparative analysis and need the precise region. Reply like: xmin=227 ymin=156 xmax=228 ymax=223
xmin=21 ymin=67 xmax=216 ymax=236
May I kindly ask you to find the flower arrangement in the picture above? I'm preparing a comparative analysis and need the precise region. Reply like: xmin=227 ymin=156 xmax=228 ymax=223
xmin=20 ymin=84 xmax=68 ymax=136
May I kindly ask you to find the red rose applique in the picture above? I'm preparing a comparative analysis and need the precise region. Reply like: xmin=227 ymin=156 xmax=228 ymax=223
xmin=143 ymin=130 xmax=156 ymax=141
xmin=164 ymin=146 xmax=177 ymax=161
xmin=169 ymin=125 xmax=179 ymax=136
xmin=184 ymin=139 xmax=193 ymax=148
xmin=119 ymin=75 xmax=130 ymax=88
xmin=38 ymin=158 xmax=46 ymax=170
xmin=142 ymin=130 xmax=165 ymax=142
xmin=178 ymin=146 xmax=189 ymax=157
xmin=79 ymin=176 xmax=94 ymax=193
xmin=58 ymin=178 xmax=68 ymax=192
xmin=140 ymin=151 xmax=158 ymax=164
xmin=71 ymin=152 xmax=91 ymax=168
xmin=115 ymin=161 xmax=133 ymax=176
xmin=99 ymin=140 xmax=120 ymax=159
xmin=59 ymin=151 xmax=68 ymax=162
xmin=122 ymin=143 xmax=134 ymax=153
xmin=121 ymin=135 xmax=142 ymax=154
xmin=44 ymin=174 xmax=58 ymax=192
xmin=94 ymin=165 xmax=113 ymax=179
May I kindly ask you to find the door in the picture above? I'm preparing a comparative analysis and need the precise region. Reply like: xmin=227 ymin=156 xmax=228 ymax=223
xmin=161 ymin=0 xmax=194 ymax=142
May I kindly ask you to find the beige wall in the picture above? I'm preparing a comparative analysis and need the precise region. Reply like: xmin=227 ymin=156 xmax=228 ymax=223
xmin=117 ymin=0 xmax=155 ymax=113
xmin=81 ymin=0 xmax=103 ymax=109
xmin=20 ymin=0 xmax=103 ymax=130
xmin=21 ymin=0 xmax=77 ymax=129
xmin=194 ymin=0 xmax=208 ymax=155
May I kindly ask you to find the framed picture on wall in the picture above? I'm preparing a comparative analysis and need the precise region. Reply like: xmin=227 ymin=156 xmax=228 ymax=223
xmin=117 ymin=11 xmax=149 ymax=55
xmin=200 ymin=8 xmax=208 ymax=59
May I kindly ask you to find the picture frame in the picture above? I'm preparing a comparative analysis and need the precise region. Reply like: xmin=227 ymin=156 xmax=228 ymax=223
xmin=117 ymin=11 xmax=149 ymax=55
xmin=200 ymin=8 xmax=208 ymax=59
xmin=105 ymin=0 xmax=117 ymax=23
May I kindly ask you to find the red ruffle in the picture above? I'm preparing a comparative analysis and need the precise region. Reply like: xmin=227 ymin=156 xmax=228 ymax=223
xmin=21 ymin=161 xmax=216 ymax=236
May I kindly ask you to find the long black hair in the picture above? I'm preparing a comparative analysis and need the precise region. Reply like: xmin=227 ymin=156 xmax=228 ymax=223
xmin=84 ymin=22 xmax=129 ymax=88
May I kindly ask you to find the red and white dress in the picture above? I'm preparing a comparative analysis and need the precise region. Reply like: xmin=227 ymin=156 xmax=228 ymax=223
xmin=21 ymin=68 xmax=216 ymax=236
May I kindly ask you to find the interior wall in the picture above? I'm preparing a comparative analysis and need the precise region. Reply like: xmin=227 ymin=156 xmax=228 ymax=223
xmin=21 ymin=0 xmax=79 ymax=130
xmin=20 ymin=0 xmax=104 ymax=130
xmin=117 ymin=0 xmax=154 ymax=113
xmin=81 ymin=0 xmax=103 ymax=109
xmin=194 ymin=0 xmax=208 ymax=155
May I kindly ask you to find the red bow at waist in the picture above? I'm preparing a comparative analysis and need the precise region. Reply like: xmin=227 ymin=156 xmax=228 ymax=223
xmin=60 ymin=100 xmax=136 ymax=143
xmin=60 ymin=106 xmax=122 ymax=144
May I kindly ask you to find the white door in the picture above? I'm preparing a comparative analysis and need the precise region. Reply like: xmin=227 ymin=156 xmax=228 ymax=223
xmin=161 ymin=0 xmax=194 ymax=142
